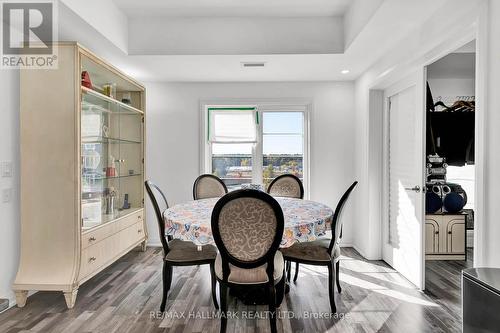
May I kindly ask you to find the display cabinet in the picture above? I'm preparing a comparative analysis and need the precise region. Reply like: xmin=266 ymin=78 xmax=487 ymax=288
xmin=13 ymin=43 xmax=147 ymax=308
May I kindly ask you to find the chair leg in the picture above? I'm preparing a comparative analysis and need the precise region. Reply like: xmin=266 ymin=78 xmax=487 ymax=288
xmin=219 ymin=283 xmax=228 ymax=333
xmin=327 ymin=261 xmax=337 ymax=313
xmin=209 ymin=262 xmax=219 ymax=309
xmin=268 ymin=283 xmax=278 ymax=333
xmin=293 ymin=262 xmax=299 ymax=282
xmin=275 ymin=270 xmax=286 ymax=307
xmin=286 ymin=261 xmax=291 ymax=282
xmin=160 ymin=262 xmax=172 ymax=312
xmin=336 ymin=261 xmax=342 ymax=293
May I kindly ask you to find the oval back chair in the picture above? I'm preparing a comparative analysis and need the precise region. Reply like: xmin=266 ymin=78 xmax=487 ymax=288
xmin=193 ymin=174 xmax=228 ymax=200
xmin=267 ymin=174 xmax=304 ymax=199
xmin=211 ymin=189 xmax=285 ymax=333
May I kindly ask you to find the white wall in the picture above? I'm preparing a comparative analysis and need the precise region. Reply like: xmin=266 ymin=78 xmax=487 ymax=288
xmin=0 ymin=71 xmax=20 ymax=305
xmin=144 ymin=81 xmax=356 ymax=246
xmin=60 ymin=0 xmax=129 ymax=53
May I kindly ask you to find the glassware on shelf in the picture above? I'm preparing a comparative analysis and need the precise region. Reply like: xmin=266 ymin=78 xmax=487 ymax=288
xmin=82 ymin=146 xmax=100 ymax=170
xmin=102 ymin=83 xmax=116 ymax=99
xmin=106 ymin=155 xmax=116 ymax=177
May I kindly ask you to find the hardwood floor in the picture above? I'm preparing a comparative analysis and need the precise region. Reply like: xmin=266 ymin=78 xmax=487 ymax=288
xmin=0 ymin=247 xmax=466 ymax=333
xmin=423 ymin=248 xmax=473 ymax=329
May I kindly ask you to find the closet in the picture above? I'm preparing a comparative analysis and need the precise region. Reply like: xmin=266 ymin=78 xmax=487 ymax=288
xmin=425 ymin=42 xmax=475 ymax=261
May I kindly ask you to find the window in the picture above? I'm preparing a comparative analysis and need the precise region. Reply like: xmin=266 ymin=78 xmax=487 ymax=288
xmin=262 ymin=112 xmax=304 ymax=189
xmin=204 ymin=105 xmax=308 ymax=193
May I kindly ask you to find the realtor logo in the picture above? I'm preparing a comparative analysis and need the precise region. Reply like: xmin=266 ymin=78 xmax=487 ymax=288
xmin=1 ymin=0 xmax=57 ymax=68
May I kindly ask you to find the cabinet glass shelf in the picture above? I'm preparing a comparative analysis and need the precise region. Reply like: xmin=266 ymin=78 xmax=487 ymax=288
xmin=82 ymin=173 xmax=142 ymax=181
xmin=82 ymin=207 xmax=143 ymax=230
xmin=82 ymin=86 xmax=143 ymax=115
xmin=82 ymin=136 xmax=142 ymax=144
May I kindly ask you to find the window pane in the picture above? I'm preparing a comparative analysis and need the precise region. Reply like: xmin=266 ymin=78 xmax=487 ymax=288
xmin=262 ymin=112 xmax=304 ymax=189
xmin=263 ymin=135 xmax=303 ymax=155
xmin=212 ymin=143 xmax=253 ymax=191
xmin=263 ymin=112 xmax=303 ymax=134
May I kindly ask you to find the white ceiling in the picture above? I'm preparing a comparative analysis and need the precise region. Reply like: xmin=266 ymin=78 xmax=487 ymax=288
xmin=60 ymin=0 xmax=454 ymax=82
xmin=113 ymin=0 xmax=353 ymax=18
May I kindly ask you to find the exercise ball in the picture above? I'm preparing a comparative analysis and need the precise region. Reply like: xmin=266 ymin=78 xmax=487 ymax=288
xmin=443 ymin=192 xmax=465 ymax=213
xmin=426 ymin=192 xmax=442 ymax=213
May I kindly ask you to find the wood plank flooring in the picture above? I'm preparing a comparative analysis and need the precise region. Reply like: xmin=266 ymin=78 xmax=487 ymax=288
xmin=0 ymin=247 xmax=467 ymax=333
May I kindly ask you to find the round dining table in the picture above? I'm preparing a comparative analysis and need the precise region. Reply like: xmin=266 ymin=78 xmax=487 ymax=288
xmin=163 ymin=196 xmax=334 ymax=248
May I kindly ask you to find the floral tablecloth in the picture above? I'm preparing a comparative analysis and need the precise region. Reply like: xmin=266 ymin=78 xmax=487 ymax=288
xmin=163 ymin=197 xmax=334 ymax=247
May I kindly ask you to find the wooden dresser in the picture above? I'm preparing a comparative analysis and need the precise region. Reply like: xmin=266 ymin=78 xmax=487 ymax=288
xmin=13 ymin=43 xmax=147 ymax=308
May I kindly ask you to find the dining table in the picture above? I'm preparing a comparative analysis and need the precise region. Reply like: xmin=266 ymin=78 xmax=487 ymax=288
xmin=163 ymin=196 xmax=334 ymax=248
xmin=162 ymin=196 xmax=334 ymax=305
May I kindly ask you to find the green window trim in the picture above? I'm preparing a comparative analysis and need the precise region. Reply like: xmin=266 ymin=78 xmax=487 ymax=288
xmin=207 ymin=107 xmax=258 ymax=141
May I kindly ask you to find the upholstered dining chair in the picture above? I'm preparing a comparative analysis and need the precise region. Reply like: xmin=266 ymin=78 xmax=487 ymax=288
xmin=267 ymin=174 xmax=304 ymax=199
xmin=145 ymin=180 xmax=219 ymax=312
xmin=193 ymin=174 xmax=228 ymax=200
xmin=280 ymin=181 xmax=358 ymax=313
xmin=211 ymin=189 xmax=286 ymax=333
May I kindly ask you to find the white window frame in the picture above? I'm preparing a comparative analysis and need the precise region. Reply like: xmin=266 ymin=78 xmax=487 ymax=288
xmin=200 ymin=99 xmax=311 ymax=198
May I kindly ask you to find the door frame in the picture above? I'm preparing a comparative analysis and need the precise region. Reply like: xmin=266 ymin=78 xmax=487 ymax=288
xmin=381 ymin=70 xmax=427 ymax=289
xmin=376 ymin=4 xmax=488 ymax=287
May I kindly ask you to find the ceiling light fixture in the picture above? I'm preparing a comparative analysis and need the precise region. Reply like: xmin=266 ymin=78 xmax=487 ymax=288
xmin=341 ymin=69 xmax=350 ymax=74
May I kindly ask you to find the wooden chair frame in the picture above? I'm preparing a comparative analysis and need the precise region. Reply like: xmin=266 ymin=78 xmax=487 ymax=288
xmin=145 ymin=180 xmax=218 ymax=312
xmin=284 ymin=181 xmax=358 ymax=313
xmin=211 ymin=189 xmax=285 ymax=333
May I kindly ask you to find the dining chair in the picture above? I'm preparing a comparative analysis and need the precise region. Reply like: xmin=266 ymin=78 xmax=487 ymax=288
xmin=193 ymin=174 xmax=228 ymax=200
xmin=212 ymin=189 xmax=286 ymax=333
xmin=145 ymin=180 xmax=219 ymax=312
xmin=280 ymin=181 xmax=358 ymax=313
xmin=267 ymin=174 xmax=304 ymax=199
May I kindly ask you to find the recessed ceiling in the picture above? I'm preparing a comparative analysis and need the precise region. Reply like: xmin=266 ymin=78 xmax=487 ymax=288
xmin=60 ymin=0 xmax=453 ymax=82
xmin=113 ymin=0 xmax=353 ymax=18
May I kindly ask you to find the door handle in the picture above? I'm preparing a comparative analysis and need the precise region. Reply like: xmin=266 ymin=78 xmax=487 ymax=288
xmin=405 ymin=185 xmax=421 ymax=193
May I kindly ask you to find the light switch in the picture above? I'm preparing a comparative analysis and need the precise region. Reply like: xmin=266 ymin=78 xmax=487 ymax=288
xmin=1 ymin=162 xmax=12 ymax=177
xmin=2 ymin=188 xmax=12 ymax=203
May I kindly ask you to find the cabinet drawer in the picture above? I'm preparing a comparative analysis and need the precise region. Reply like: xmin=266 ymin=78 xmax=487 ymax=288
xmin=80 ymin=222 xmax=144 ymax=279
xmin=80 ymin=235 xmax=116 ymax=279
xmin=82 ymin=209 xmax=143 ymax=249
xmin=117 ymin=222 xmax=145 ymax=253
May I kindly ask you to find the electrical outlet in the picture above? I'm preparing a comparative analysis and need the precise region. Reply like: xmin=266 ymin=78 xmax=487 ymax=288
xmin=1 ymin=162 xmax=12 ymax=177
xmin=2 ymin=188 xmax=12 ymax=203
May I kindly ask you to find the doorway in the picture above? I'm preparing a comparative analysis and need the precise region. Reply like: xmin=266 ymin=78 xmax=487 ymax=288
xmin=424 ymin=40 xmax=476 ymax=296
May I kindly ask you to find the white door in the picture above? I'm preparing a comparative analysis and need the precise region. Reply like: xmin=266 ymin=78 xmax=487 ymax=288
xmin=383 ymin=74 xmax=426 ymax=289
